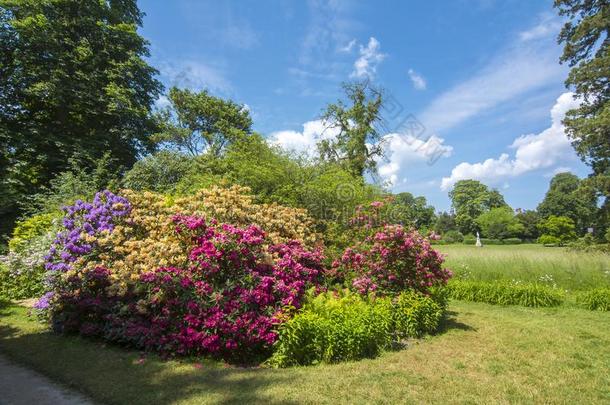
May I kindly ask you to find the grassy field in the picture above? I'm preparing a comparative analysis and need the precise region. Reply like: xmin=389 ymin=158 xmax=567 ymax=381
xmin=1 ymin=299 xmax=609 ymax=404
xmin=437 ymin=244 xmax=610 ymax=291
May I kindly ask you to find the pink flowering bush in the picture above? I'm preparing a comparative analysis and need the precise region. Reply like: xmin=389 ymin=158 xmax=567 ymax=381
xmin=330 ymin=201 xmax=452 ymax=296
xmin=49 ymin=213 xmax=324 ymax=361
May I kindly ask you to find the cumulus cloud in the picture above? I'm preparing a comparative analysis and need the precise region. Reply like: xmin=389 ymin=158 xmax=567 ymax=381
xmin=519 ymin=13 xmax=563 ymax=42
xmin=419 ymin=15 xmax=566 ymax=133
xmin=440 ymin=92 xmax=580 ymax=190
xmin=350 ymin=37 xmax=386 ymax=79
xmin=268 ymin=120 xmax=340 ymax=154
xmin=377 ymin=133 xmax=453 ymax=185
xmin=408 ymin=69 xmax=427 ymax=90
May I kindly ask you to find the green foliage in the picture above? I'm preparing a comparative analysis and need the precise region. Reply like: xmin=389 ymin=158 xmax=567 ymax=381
xmin=515 ymin=209 xmax=541 ymax=241
xmin=153 ymin=87 xmax=252 ymax=157
xmin=537 ymin=235 xmax=562 ymax=246
xmin=269 ymin=290 xmax=443 ymax=367
xmin=0 ymin=0 xmax=162 ymax=237
xmin=8 ymin=213 xmax=58 ymax=252
xmin=449 ymin=180 xmax=508 ymax=235
xmin=555 ymin=0 xmax=609 ymax=179
xmin=537 ymin=172 xmax=597 ymax=233
xmin=318 ymin=81 xmax=385 ymax=177
xmin=21 ymin=154 xmax=120 ymax=215
xmin=447 ymin=280 xmax=564 ymax=307
xmin=434 ymin=212 xmax=456 ymax=234
xmin=122 ymin=151 xmax=194 ymax=193
xmin=442 ymin=230 xmax=464 ymax=244
xmin=538 ymin=215 xmax=577 ymax=245
xmin=502 ymin=238 xmax=523 ymax=245
xmin=392 ymin=192 xmax=437 ymax=230
xmin=577 ymin=288 xmax=610 ymax=311
xmin=476 ymin=206 xmax=524 ymax=240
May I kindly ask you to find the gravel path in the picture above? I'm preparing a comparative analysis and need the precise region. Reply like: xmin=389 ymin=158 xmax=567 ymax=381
xmin=0 ymin=354 xmax=95 ymax=405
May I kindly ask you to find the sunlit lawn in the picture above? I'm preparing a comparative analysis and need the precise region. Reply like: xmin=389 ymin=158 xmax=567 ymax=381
xmin=1 ymin=299 xmax=609 ymax=404
xmin=437 ymin=244 xmax=610 ymax=291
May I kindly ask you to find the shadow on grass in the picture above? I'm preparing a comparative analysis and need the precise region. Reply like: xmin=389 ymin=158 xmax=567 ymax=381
xmin=436 ymin=310 xmax=476 ymax=335
xmin=0 ymin=315 xmax=299 ymax=405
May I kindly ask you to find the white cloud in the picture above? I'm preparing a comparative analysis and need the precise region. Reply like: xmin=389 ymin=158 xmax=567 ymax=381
xmin=440 ymin=92 xmax=580 ymax=190
xmin=154 ymin=95 xmax=171 ymax=109
xmin=519 ymin=13 xmax=563 ymax=42
xmin=408 ymin=69 xmax=427 ymax=90
xmin=350 ymin=37 xmax=386 ymax=79
xmin=419 ymin=15 xmax=566 ymax=133
xmin=268 ymin=120 xmax=340 ymax=154
xmin=340 ymin=39 xmax=357 ymax=53
xmin=158 ymin=61 xmax=232 ymax=93
xmin=377 ymin=133 xmax=453 ymax=186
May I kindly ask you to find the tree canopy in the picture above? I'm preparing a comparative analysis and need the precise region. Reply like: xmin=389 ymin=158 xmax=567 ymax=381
xmin=318 ymin=81 xmax=385 ymax=178
xmin=448 ymin=180 xmax=508 ymax=235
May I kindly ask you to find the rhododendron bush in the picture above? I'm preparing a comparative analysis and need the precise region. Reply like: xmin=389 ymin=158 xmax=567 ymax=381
xmin=330 ymin=201 xmax=452 ymax=296
xmin=37 ymin=190 xmax=451 ymax=362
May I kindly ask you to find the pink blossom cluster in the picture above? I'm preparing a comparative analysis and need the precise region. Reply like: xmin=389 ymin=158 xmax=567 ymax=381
xmin=103 ymin=215 xmax=324 ymax=359
xmin=333 ymin=224 xmax=452 ymax=295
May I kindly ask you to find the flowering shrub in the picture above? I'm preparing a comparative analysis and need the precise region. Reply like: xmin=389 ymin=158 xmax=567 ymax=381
xmin=45 ymin=213 xmax=324 ymax=360
xmin=331 ymin=222 xmax=452 ymax=296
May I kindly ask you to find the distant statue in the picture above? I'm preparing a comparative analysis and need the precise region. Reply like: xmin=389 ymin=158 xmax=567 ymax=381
xmin=475 ymin=231 xmax=482 ymax=247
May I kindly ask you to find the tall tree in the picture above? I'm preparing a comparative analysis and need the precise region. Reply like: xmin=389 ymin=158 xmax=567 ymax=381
xmin=537 ymin=172 xmax=597 ymax=233
xmin=318 ymin=81 xmax=385 ymax=177
xmin=555 ymin=0 xmax=610 ymax=234
xmin=393 ymin=192 xmax=437 ymax=229
xmin=0 ymin=0 xmax=162 ymax=236
xmin=448 ymin=180 xmax=508 ymax=235
xmin=153 ymin=87 xmax=252 ymax=157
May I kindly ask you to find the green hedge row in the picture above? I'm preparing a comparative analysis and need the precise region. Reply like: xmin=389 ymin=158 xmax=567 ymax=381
xmin=447 ymin=280 xmax=564 ymax=307
xmin=268 ymin=290 xmax=444 ymax=367
xmin=462 ymin=237 xmax=523 ymax=245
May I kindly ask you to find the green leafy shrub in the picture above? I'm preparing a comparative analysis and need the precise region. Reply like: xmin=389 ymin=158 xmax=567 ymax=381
xmin=122 ymin=150 xmax=194 ymax=193
xmin=442 ymin=230 xmax=464 ymax=244
xmin=269 ymin=290 xmax=443 ymax=367
xmin=8 ymin=213 xmax=58 ymax=252
xmin=537 ymin=234 xmax=561 ymax=246
xmin=463 ymin=234 xmax=476 ymax=245
xmin=0 ymin=213 xmax=60 ymax=300
xmin=502 ymin=238 xmax=522 ymax=245
xmin=577 ymin=288 xmax=610 ymax=311
xmin=447 ymin=280 xmax=564 ymax=307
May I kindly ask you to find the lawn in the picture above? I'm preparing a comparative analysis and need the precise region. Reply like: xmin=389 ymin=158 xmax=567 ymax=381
xmin=437 ymin=244 xmax=610 ymax=291
xmin=1 ymin=299 xmax=609 ymax=404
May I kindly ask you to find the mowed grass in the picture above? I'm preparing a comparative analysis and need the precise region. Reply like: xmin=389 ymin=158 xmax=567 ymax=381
xmin=1 ymin=300 xmax=609 ymax=404
xmin=437 ymin=244 xmax=610 ymax=291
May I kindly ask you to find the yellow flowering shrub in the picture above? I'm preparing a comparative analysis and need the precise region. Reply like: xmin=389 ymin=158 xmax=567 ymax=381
xmin=74 ymin=185 xmax=320 ymax=292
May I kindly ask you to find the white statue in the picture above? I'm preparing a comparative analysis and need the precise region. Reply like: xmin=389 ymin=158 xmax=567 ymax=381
xmin=475 ymin=231 xmax=482 ymax=247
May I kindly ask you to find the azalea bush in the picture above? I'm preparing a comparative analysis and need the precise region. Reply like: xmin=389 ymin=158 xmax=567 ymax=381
xmin=329 ymin=201 xmax=452 ymax=296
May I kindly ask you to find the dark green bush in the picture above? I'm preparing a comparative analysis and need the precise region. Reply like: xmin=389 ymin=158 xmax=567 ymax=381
xmin=442 ymin=230 xmax=464 ymax=244
xmin=577 ymin=288 xmax=610 ymax=311
xmin=269 ymin=290 xmax=443 ymax=367
xmin=447 ymin=280 xmax=564 ymax=307
xmin=463 ymin=235 xmax=476 ymax=245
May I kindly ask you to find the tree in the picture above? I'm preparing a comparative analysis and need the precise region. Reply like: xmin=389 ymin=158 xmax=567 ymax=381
xmin=0 ymin=0 xmax=162 ymax=236
xmin=555 ymin=0 xmax=609 ymax=176
xmin=555 ymin=0 xmax=609 ymax=237
xmin=515 ymin=209 xmax=542 ymax=241
xmin=318 ymin=81 xmax=385 ymax=177
xmin=448 ymin=180 xmax=508 ymax=235
xmin=476 ymin=207 xmax=524 ymax=240
xmin=434 ymin=212 xmax=456 ymax=235
xmin=154 ymin=87 xmax=252 ymax=157
xmin=537 ymin=172 xmax=596 ymax=233
xmin=122 ymin=151 xmax=194 ymax=193
xmin=538 ymin=215 xmax=577 ymax=245
xmin=393 ymin=192 xmax=437 ymax=229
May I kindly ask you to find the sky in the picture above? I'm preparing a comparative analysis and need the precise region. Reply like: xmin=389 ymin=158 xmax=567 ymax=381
xmin=138 ymin=0 xmax=590 ymax=211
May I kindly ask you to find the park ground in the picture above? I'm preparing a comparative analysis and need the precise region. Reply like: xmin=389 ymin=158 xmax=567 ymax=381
xmin=0 ymin=244 xmax=608 ymax=404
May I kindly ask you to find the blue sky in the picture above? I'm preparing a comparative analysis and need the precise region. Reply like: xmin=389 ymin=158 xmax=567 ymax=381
xmin=138 ymin=0 xmax=589 ymax=211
